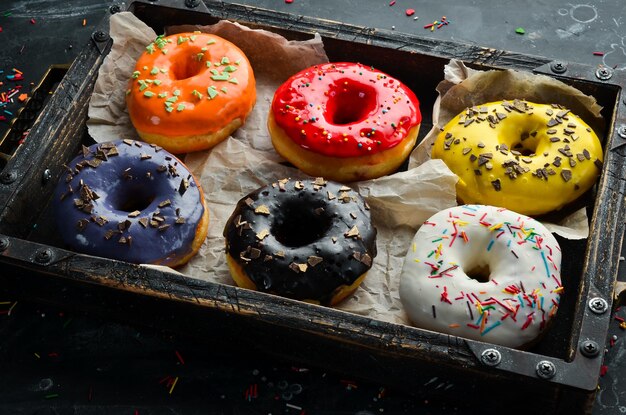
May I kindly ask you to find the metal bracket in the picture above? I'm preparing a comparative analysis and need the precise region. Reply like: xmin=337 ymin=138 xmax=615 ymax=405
xmin=0 ymin=234 xmax=74 ymax=267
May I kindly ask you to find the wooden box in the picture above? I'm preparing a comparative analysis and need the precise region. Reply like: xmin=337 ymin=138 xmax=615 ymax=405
xmin=1 ymin=1 xmax=625 ymax=412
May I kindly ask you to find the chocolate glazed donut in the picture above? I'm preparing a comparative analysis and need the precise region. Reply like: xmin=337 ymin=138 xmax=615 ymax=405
xmin=223 ymin=178 xmax=377 ymax=305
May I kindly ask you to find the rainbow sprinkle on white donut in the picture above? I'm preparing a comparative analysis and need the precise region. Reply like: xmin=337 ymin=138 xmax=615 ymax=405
xmin=399 ymin=205 xmax=563 ymax=348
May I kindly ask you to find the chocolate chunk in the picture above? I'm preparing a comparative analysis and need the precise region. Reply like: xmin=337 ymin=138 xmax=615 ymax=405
xmin=561 ymin=169 xmax=572 ymax=182
xmin=491 ymin=179 xmax=501 ymax=191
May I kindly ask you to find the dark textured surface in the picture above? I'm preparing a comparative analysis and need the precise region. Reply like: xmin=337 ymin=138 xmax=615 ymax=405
xmin=1 ymin=1 xmax=625 ymax=414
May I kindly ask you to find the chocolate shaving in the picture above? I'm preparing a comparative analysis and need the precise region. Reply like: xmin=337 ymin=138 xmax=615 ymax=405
xmin=307 ymin=256 xmax=323 ymax=267
xmin=158 ymin=199 xmax=171 ymax=208
xmin=156 ymin=165 xmax=167 ymax=173
xmin=140 ymin=153 xmax=152 ymax=160
xmin=254 ymin=205 xmax=270 ymax=215
xmin=289 ymin=262 xmax=308 ymax=273
xmin=128 ymin=210 xmax=141 ymax=218
xmin=313 ymin=177 xmax=327 ymax=186
xmin=175 ymin=217 xmax=185 ymax=224
xmin=583 ymin=149 xmax=591 ymax=160
xmin=179 ymin=178 xmax=189 ymax=195
xmin=327 ymin=191 xmax=336 ymax=200
xmin=360 ymin=253 xmax=372 ymax=267
xmin=345 ymin=225 xmax=360 ymax=238
xmin=244 ymin=197 xmax=254 ymax=207
xmin=139 ymin=218 xmax=149 ymax=228
xmin=249 ymin=248 xmax=261 ymax=259
xmin=76 ymin=219 xmax=90 ymax=231
xmin=561 ymin=169 xmax=572 ymax=182
xmin=123 ymin=139 xmax=134 ymax=146
xmin=294 ymin=181 xmax=304 ymax=190
xmin=491 ymin=179 xmax=501 ymax=191
xmin=158 ymin=224 xmax=170 ymax=232
xmin=256 ymin=229 xmax=269 ymax=240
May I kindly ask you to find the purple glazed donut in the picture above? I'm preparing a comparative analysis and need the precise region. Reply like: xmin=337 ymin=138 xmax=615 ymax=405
xmin=53 ymin=139 xmax=209 ymax=267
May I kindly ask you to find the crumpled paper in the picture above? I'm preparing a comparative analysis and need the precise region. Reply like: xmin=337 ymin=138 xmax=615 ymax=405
xmin=409 ymin=59 xmax=605 ymax=240
xmin=87 ymin=12 xmax=458 ymax=325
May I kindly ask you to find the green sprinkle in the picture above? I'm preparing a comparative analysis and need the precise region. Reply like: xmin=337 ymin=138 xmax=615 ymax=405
xmin=132 ymin=71 xmax=140 ymax=79
xmin=153 ymin=79 xmax=162 ymax=86
xmin=146 ymin=44 xmax=156 ymax=54
xmin=165 ymin=105 xmax=174 ymax=113
xmin=138 ymin=80 xmax=148 ymax=91
xmin=197 ymin=52 xmax=204 ymax=61
xmin=207 ymin=86 xmax=218 ymax=99
xmin=45 ymin=394 xmax=59 ymax=399
xmin=228 ymin=78 xmax=239 ymax=84
xmin=150 ymin=67 xmax=159 ymax=75
xmin=166 ymin=96 xmax=178 ymax=103
xmin=223 ymin=65 xmax=238 ymax=73
xmin=235 ymin=59 xmax=241 ymax=65
xmin=207 ymin=39 xmax=216 ymax=45
xmin=193 ymin=30 xmax=201 ymax=34
xmin=158 ymin=92 xmax=168 ymax=98
xmin=189 ymin=35 xmax=197 ymax=42
xmin=221 ymin=87 xmax=228 ymax=94
xmin=177 ymin=104 xmax=186 ymax=112
xmin=160 ymin=68 xmax=168 ymax=73
xmin=210 ymin=69 xmax=219 ymax=75
xmin=515 ymin=27 xmax=526 ymax=35
xmin=173 ymin=89 xmax=181 ymax=96
xmin=201 ymin=47 xmax=208 ymax=52
xmin=143 ymin=66 xmax=148 ymax=71
xmin=221 ymin=56 xmax=230 ymax=65
xmin=161 ymin=49 xmax=168 ymax=55
xmin=63 ymin=318 xmax=73 ymax=329
xmin=143 ymin=91 xmax=155 ymax=98
xmin=214 ymin=61 xmax=221 ymax=67
xmin=211 ymin=73 xmax=230 ymax=81
xmin=177 ymin=36 xmax=189 ymax=45
xmin=206 ymin=61 xmax=212 ymax=68
xmin=126 ymin=89 xmax=131 ymax=96
xmin=192 ymin=89 xmax=203 ymax=99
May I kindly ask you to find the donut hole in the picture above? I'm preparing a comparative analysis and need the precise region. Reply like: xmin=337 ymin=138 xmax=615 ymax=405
xmin=170 ymin=48 xmax=206 ymax=81
xmin=465 ymin=263 xmax=491 ymax=283
xmin=110 ymin=185 xmax=156 ymax=213
xmin=325 ymin=81 xmax=377 ymax=125
xmin=272 ymin=200 xmax=332 ymax=247
xmin=511 ymin=131 xmax=539 ymax=156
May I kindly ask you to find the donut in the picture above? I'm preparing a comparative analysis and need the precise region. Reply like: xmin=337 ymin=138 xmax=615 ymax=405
xmin=268 ymin=62 xmax=421 ymax=182
xmin=399 ymin=205 xmax=563 ymax=348
xmin=126 ymin=32 xmax=256 ymax=154
xmin=223 ymin=177 xmax=377 ymax=305
xmin=53 ymin=139 xmax=209 ymax=267
xmin=432 ymin=100 xmax=603 ymax=216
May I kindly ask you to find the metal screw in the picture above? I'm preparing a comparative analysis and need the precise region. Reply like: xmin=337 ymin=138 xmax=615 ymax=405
xmin=536 ymin=360 xmax=556 ymax=379
xmin=0 ymin=171 xmax=17 ymax=184
xmin=618 ymin=125 xmax=626 ymax=139
xmin=93 ymin=30 xmax=110 ymax=43
xmin=550 ymin=61 xmax=567 ymax=74
xmin=595 ymin=66 xmax=613 ymax=81
xmin=42 ymin=169 xmax=52 ymax=184
xmin=480 ymin=348 xmax=502 ymax=367
xmin=580 ymin=340 xmax=600 ymax=358
xmin=588 ymin=297 xmax=609 ymax=314
xmin=35 ymin=248 xmax=52 ymax=264
xmin=0 ymin=237 xmax=8 ymax=252
xmin=185 ymin=0 xmax=200 ymax=8
xmin=109 ymin=4 xmax=122 ymax=14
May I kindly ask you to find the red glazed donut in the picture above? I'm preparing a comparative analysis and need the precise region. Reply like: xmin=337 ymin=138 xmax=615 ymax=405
xmin=268 ymin=62 xmax=421 ymax=182
xmin=126 ymin=32 xmax=256 ymax=154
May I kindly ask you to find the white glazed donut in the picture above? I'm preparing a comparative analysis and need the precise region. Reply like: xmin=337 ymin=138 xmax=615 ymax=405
xmin=399 ymin=205 xmax=563 ymax=348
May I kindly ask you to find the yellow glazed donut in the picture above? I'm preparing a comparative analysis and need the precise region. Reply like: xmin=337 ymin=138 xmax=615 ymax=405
xmin=432 ymin=100 xmax=603 ymax=216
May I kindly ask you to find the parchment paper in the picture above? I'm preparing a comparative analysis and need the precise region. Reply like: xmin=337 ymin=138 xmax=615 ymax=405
xmin=86 ymin=12 xmax=458 ymax=325
xmin=409 ymin=59 xmax=605 ymax=239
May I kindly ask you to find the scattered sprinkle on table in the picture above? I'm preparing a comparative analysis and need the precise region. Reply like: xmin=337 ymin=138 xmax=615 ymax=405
xmin=515 ymin=27 xmax=526 ymax=35
xmin=406 ymin=8 xmax=415 ymax=16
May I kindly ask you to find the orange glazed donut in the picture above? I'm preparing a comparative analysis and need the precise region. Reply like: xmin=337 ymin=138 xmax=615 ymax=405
xmin=126 ymin=32 xmax=256 ymax=154
xmin=268 ymin=62 xmax=421 ymax=182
